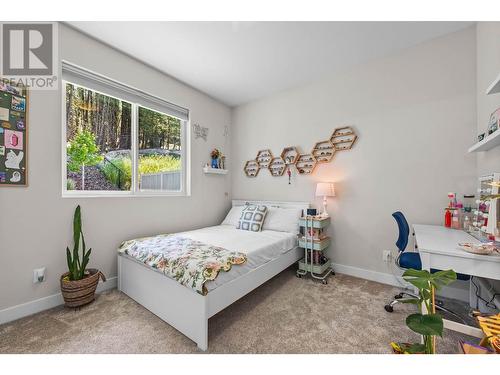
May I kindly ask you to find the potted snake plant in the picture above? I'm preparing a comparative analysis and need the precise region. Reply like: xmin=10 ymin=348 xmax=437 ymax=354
xmin=60 ymin=205 xmax=105 ymax=307
xmin=391 ymin=268 xmax=457 ymax=354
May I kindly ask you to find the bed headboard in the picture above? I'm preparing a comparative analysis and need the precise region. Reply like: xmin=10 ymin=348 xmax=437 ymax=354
xmin=232 ymin=199 xmax=310 ymax=216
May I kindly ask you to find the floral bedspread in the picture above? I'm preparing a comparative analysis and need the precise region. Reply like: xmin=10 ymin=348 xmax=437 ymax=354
xmin=118 ymin=234 xmax=247 ymax=295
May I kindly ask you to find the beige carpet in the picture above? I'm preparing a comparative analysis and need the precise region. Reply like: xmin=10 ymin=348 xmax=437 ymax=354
xmin=0 ymin=269 xmax=474 ymax=353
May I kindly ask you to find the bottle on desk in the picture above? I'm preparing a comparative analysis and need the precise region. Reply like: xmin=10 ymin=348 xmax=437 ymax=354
xmin=444 ymin=208 xmax=452 ymax=228
xmin=451 ymin=209 xmax=461 ymax=229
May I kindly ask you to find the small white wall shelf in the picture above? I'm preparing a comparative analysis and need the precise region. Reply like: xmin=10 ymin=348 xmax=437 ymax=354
xmin=486 ymin=72 xmax=500 ymax=95
xmin=203 ymin=166 xmax=228 ymax=175
xmin=468 ymin=130 xmax=500 ymax=153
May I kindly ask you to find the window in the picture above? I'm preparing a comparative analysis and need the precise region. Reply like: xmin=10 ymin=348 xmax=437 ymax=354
xmin=62 ymin=62 xmax=189 ymax=196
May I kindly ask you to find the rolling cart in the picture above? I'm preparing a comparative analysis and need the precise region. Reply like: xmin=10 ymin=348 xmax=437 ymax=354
xmin=296 ymin=216 xmax=333 ymax=284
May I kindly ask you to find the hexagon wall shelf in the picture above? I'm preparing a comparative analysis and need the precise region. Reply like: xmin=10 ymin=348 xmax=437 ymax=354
xmin=330 ymin=126 xmax=358 ymax=151
xmin=269 ymin=157 xmax=286 ymax=176
xmin=312 ymin=140 xmax=335 ymax=163
xmin=280 ymin=146 xmax=299 ymax=165
xmin=256 ymin=149 xmax=273 ymax=169
xmin=243 ymin=126 xmax=357 ymax=178
xmin=295 ymin=154 xmax=317 ymax=175
xmin=244 ymin=160 xmax=260 ymax=177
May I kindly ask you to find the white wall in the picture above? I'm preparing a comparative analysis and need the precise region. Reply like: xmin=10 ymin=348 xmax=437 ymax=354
xmin=475 ymin=22 xmax=500 ymax=293
xmin=0 ymin=24 xmax=232 ymax=311
xmin=231 ymin=27 xmax=478 ymax=282
xmin=476 ymin=22 xmax=500 ymax=176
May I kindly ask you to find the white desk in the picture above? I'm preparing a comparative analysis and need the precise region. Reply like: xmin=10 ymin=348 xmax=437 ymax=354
xmin=413 ymin=224 xmax=500 ymax=338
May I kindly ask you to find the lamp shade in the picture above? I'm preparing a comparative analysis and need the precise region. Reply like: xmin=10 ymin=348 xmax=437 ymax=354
xmin=315 ymin=182 xmax=335 ymax=197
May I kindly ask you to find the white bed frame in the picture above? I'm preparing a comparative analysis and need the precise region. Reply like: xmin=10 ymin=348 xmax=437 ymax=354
xmin=117 ymin=199 xmax=309 ymax=351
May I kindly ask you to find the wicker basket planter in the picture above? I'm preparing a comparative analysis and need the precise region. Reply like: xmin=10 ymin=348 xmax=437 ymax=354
xmin=60 ymin=268 xmax=106 ymax=308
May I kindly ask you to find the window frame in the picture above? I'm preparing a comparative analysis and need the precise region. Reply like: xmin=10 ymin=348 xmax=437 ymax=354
xmin=61 ymin=70 xmax=190 ymax=198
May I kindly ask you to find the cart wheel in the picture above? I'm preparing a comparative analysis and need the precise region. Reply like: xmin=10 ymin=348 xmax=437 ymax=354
xmin=394 ymin=293 xmax=403 ymax=299
xmin=384 ymin=304 xmax=394 ymax=313
xmin=322 ymin=279 xmax=328 ymax=285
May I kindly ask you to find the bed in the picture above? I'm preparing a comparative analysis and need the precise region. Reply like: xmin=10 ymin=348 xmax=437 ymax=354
xmin=117 ymin=199 xmax=309 ymax=351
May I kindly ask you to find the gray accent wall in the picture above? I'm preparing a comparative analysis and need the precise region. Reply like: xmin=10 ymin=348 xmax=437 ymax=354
xmin=231 ymin=27 xmax=478 ymax=284
xmin=0 ymin=23 xmax=232 ymax=310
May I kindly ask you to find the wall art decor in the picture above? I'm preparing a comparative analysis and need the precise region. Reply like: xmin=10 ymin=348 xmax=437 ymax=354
xmin=330 ymin=126 xmax=357 ymax=151
xmin=256 ymin=149 xmax=273 ymax=169
xmin=269 ymin=157 xmax=286 ymax=176
xmin=192 ymin=123 xmax=208 ymax=141
xmin=295 ymin=154 xmax=317 ymax=175
xmin=244 ymin=160 xmax=260 ymax=177
xmin=0 ymin=81 xmax=28 ymax=186
xmin=281 ymin=146 xmax=299 ymax=165
xmin=312 ymin=140 xmax=335 ymax=163
xmin=243 ymin=126 xmax=357 ymax=178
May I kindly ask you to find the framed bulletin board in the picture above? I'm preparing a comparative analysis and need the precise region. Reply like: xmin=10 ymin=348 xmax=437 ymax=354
xmin=0 ymin=81 xmax=28 ymax=186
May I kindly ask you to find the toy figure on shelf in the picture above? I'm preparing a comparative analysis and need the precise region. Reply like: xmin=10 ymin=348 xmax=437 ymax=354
xmin=210 ymin=148 xmax=220 ymax=168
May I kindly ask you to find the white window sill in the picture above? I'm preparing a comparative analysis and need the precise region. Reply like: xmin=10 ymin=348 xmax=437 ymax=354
xmin=62 ymin=191 xmax=190 ymax=198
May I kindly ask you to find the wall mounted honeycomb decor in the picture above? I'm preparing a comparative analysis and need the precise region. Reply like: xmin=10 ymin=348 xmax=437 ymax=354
xmin=280 ymin=146 xmax=299 ymax=165
xmin=244 ymin=160 xmax=260 ymax=177
xmin=312 ymin=140 xmax=335 ymax=163
xmin=256 ymin=149 xmax=273 ymax=169
xmin=269 ymin=157 xmax=286 ymax=176
xmin=295 ymin=154 xmax=317 ymax=175
xmin=330 ymin=126 xmax=357 ymax=151
xmin=243 ymin=126 xmax=357 ymax=178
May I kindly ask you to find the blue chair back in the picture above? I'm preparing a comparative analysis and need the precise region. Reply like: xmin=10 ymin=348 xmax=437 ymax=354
xmin=392 ymin=211 xmax=410 ymax=253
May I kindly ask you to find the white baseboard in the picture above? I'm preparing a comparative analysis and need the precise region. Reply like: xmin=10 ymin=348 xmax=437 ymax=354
xmin=0 ymin=276 xmax=117 ymax=325
xmin=332 ymin=263 xmax=470 ymax=303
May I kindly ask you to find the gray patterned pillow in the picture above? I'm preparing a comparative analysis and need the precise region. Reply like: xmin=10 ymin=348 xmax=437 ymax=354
xmin=237 ymin=205 xmax=268 ymax=232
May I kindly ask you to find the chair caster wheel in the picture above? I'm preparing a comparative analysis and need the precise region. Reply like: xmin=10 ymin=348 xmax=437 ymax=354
xmin=384 ymin=305 xmax=394 ymax=313
xmin=394 ymin=293 xmax=404 ymax=299
xmin=296 ymin=274 xmax=302 ymax=278
xmin=322 ymin=279 xmax=328 ymax=285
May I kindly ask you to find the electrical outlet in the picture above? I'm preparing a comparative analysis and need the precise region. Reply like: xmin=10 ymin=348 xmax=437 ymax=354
xmin=33 ymin=267 xmax=46 ymax=283
xmin=382 ymin=250 xmax=392 ymax=263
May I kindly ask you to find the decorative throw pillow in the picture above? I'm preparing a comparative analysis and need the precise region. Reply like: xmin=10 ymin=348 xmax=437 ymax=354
xmin=237 ymin=204 xmax=268 ymax=232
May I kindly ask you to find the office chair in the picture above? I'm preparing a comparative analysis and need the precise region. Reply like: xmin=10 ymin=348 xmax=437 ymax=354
xmin=384 ymin=211 xmax=468 ymax=322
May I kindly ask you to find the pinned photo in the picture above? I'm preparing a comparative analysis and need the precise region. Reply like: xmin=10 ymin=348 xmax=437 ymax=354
xmin=16 ymin=119 xmax=25 ymax=130
xmin=0 ymin=171 xmax=5 ymax=183
xmin=4 ymin=129 xmax=23 ymax=150
xmin=0 ymin=146 xmax=4 ymax=156
xmin=0 ymin=108 xmax=9 ymax=121
xmin=11 ymin=96 xmax=26 ymax=112
xmin=10 ymin=171 xmax=21 ymax=183
xmin=1 ymin=121 xmax=11 ymax=129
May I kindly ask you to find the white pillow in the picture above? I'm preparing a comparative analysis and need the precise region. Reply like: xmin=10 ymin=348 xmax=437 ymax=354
xmin=262 ymin=207 xmax=303 ymax=234
xmin=221 ymin=206 xmax=245 ymax=226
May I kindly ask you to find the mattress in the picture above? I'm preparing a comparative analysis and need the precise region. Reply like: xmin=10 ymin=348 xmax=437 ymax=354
xmin=179 ymin=225 xmax=298 ymax=291
xmin=120 ymin=225 xmax=297 ymax=292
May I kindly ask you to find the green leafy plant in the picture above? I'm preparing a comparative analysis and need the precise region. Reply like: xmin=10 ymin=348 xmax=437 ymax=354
xmin=67 ymin=130 xmax=103 ymax=189
xmin=392 ymin=268 xmax=457 ymax=354
xmin=65 ymin=205 xmax=92 ymax=281
xmin=66 ymin=178 xmax=76 ymax=190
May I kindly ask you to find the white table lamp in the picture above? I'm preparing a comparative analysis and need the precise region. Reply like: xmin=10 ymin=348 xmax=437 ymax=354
xmin=315 ymin=182 xmax=335 ymax=217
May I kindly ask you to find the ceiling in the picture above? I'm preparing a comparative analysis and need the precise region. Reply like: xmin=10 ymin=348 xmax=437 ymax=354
xmin=68 ymin=22 xmax=474 ymax=107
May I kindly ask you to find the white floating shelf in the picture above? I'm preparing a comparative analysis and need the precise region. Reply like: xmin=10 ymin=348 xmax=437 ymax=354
xmin=203 ymin=166 xmax=228 ymax=175
xmin=468 ymin=130 xmax=500 ymax=153
xmin=486 ymin=72 xmax=500 ymax=95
